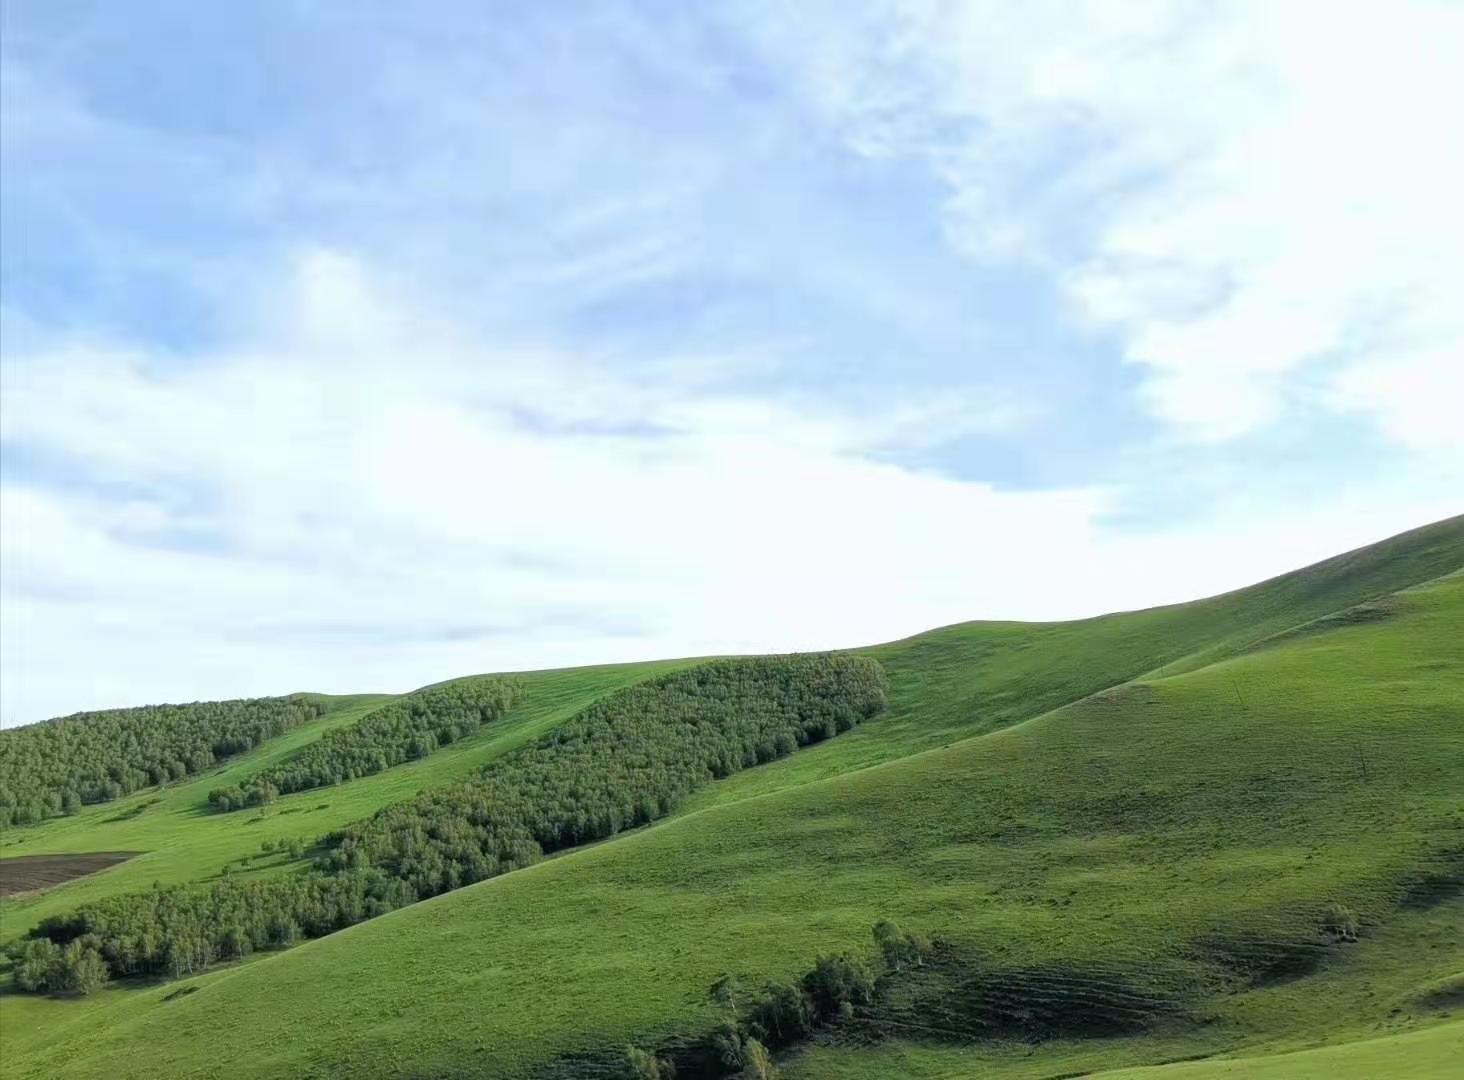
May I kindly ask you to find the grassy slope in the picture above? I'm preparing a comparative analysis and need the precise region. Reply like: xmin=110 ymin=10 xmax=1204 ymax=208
xmin=0 ymin=660 xmax=694 ymax=937
xmin=684 ymin=513 xmax=1464 ymax=811
xmin=1091 ymin=1018 xmax=1464 ymax=1079
xmin=789 ymin=899 xmax=1462 ymax=1079
xmin=4 ymin=521 xmax=1458 ymax=1079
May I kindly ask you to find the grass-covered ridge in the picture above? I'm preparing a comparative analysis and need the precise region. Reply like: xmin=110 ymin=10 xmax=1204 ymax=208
xmin=207 ymin=676 xmax=523 ymax=810
xmin=682 ymin=514 xmax=1464 ymax=815
xmin=14 ymin=654 xmax=889 ymax=987
xmin=0 ymin=516 xmax=1459 ymax=1080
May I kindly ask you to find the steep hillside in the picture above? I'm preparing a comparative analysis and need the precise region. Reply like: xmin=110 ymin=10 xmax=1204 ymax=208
xmin=0 ymin=661 xmax=693 ymax=932
xmin=685 ymin=513 xmax=1464 ymax=811
xmin=3 ymin=519 xmax=1458 ymax=1080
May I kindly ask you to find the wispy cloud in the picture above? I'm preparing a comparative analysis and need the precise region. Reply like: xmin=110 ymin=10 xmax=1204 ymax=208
xmin=5 ymin=249 xmax=1456 ymax=723
xmin=746 ymin=0 xmax=1464 ymax=448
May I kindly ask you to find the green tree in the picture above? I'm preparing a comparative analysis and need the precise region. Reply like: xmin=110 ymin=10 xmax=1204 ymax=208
xmin=59 ymin=941 xmax=109 ymax=995
xmin=873 ymin=919 xmax=930 ymax=972
xmin=621 ymin=1046 xmax=671 ymax=1079
xmin=803 ymin=952 xmax=875 ymax=1023
xmin=14 ymin=939 xmax=63 ymax=992
xmin=739 ymin=1039 xmax=779 ymax=1080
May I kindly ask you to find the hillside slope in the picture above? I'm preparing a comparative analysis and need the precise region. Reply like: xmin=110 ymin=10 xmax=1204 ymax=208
xmin=685 ymin=513 xmax=1464 ymax=811
xmin=0 ymin=661 xmax=694 ymax=932
xmin=1090 ymin=1018 xmax=1464 ymax=1079
xmin=4 ymin=518 xmax=1459 ymax=1080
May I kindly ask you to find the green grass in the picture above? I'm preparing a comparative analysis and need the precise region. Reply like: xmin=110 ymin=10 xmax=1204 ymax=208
xmin=1091 ymin=1018 xmax=1464 ymax=1079
xmin=786 ymin=891 xmax=1462 ymax=1078
xmin=683 ymin=513 xmax=1464 ymax=812
xmin=2 ymin=518 xmax=1458 ymax=1079
xmin=788 ymin=1018 xmax=1464 ymax=1080
xmin=0 ymin=660 xmax=695 ymax=936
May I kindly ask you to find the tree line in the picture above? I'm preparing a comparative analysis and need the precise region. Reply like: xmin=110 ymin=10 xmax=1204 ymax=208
xmin=321 ymin=655 xmax=888 ymax=898
xmin=28 ymin=867 xmax=418 ymax=988
xmin=0 ymin=697 xmax=327 ymax=827
xmin=13 ymin=655 xmax=888 ymax=991
xmin=207 ymin=678 xmax=523 ymax=811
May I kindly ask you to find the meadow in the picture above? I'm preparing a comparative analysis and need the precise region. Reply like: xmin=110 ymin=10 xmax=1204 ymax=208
xmin=1 ymin=516 xmax=1460 ymax=1079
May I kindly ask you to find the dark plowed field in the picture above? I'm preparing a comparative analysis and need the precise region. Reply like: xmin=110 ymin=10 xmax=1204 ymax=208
xmin=0 ymin=852 xmax=139 ymax=897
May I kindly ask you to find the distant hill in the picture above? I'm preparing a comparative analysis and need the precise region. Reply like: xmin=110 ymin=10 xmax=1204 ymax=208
xmin=2 ymin=514 xmax=1460 ymax=1080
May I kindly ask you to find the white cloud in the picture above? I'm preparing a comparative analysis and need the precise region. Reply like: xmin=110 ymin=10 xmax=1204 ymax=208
xmin=2 ymin=249 xmax=1456 ymax=725
xmin=749 ymin=0 xmax=1464 ymax=449
xmin=0 ymin=251 xmax=1082 ymax=722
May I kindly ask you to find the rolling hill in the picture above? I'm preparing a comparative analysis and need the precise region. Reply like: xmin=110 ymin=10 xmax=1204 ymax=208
xmin=1 ymin=515 xmax=1460 ymax=1079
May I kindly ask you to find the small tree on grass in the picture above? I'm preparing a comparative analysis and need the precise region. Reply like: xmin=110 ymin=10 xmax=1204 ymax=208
xmin=621 ymin=1045 xmax=671 ymax=1079
xmin=739 ymin=1039 xmax=779 ymax=1080
xmin=873 ymin=919 xmax=930 ymax=972
xmin=746 ymin=980 xmax=812 ymax=1048
xmin=1322 ymin=903 xmax=1360 ymax=943
xmin=802 ymin=952 xmax=875 ymax=1023
xmin=706 ymin=1020 xmax=747 ymax=1070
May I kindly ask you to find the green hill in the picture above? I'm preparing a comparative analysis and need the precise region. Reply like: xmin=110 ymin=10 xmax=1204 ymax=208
xmin=1 ymin=516 xmax=1460 ymax=1079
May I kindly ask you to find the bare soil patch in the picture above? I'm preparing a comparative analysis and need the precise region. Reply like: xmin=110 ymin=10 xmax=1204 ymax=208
xmin=0 ymin=852 xmax=139 ymax=897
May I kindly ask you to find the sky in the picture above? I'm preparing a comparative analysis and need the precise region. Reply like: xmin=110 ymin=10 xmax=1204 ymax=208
xmin=1 ymin=1 xmax=1460 ymax=725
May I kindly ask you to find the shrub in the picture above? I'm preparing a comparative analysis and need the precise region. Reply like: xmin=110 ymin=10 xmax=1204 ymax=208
xmin=873 ymin=919 xmax=931 ymax=972
xmin=622 ymin=1046 xmax=673 ymax=1079
xmin=738 ymin=1039 xmax=779 ymax=1080
xmin=745 ymin=980 xmax=813 ymax=1048
xmin=802 ymin=952 xmax=876 ymax=1023
xmin=1322 ymin=903 xmax=1360 ymax=943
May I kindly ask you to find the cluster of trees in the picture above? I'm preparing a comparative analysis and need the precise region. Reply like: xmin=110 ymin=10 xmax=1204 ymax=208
xmin=22 ymin=868 xmax=420 ymax=986
xmin=0 ymin=697 xmax=327 ymax=827
xmin=15 ymin=655 xmax=887 ymax=990
xmin=11 ymin=938 xmax=110 ymax=996
xmin=321 ymin=655 xmax=889 ymax=898
xmin=619 ymin=920 xmax=933 ymax=1080
xmin=209 ymin=678 xmax=522 ymax=811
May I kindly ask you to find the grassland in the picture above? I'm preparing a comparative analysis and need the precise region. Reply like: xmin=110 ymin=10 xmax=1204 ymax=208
xmin=1092 ymin=1018 xmax=1464 ymax=1079
xmin=0 ymin=516 xmax=1459 ymax=1079
xmin=0 ymin=661 xmax=694 ymax=934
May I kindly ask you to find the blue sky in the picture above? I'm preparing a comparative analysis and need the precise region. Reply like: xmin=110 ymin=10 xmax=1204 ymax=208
xmin=3 ymin=1 xmax=1460 ymax=724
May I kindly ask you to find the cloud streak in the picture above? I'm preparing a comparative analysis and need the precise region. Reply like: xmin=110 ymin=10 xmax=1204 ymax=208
xmin=750 ymin=0 xmax=1464 ymax=447
xmin=5 ymin=250 xmax=1457 ymax=724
